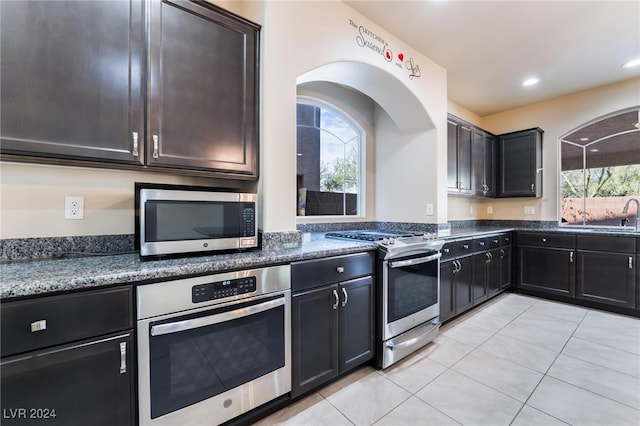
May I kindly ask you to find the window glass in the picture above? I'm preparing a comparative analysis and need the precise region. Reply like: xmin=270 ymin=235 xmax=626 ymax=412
xmin=560 ymin=108 xmax=640 ymax=227
xmin=296 ymin=100 xmax=362 ymax=216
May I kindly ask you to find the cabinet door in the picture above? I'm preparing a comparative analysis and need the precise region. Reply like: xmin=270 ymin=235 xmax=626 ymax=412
xmin=486 ymin=248 xmax=501 ymax=296
xmin=439 ymin=261 xmax=455 ymax=322
xmin=472 ymin=252 xmax=489 ymax=304
xmin=471 ymin=129 xmax=495 ymax=196
xmin=1 ymin=333 xmax=134 ymax=426
xmin=291 ymin=285 xmax=338 ymax=398
xmin=499 ymin=246 xmax=512 ymax=290
xmin=338 ymin=277 xmax=374 ymax=372
xmin=455 ymin=256 xmax=474 ymax=313
xmin=148 ymin=0 xmax=259 ymax=177
xmin=458 ymin=124 xmax=473 ymax=194
xmin=0 ymin=1 xmax=144 ymax=164
xmin=577 ymin=251 xmax=636 ymax=309
xmin=519 ymin=246 xmax=575 ymax=296
xmin=447 ymin=119 xmax=460 ymax=191
xmin=497 ymin=129 xmax=542 ymax=197
xmin=483 ymin=133 xmax=496 ymax=197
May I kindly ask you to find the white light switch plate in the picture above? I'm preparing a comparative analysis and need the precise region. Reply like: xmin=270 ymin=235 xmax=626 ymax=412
xmin=426 ymin=203 xmax=434 ymax=216
xmin=524 ymin=206 xmax=535 ymax=215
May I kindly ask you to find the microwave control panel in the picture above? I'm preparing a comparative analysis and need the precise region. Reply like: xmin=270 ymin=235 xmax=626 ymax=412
xmin=192 ymin=277 xmax=257 ymax=303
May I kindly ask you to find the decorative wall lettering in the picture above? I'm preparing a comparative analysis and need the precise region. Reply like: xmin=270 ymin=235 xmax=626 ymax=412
xmin=349 ymin=18 xmax=421 ymax=80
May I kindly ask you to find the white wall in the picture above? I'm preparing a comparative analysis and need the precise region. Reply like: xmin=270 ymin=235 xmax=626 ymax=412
xmin=447 ymin=77 xmax=640 ymax=222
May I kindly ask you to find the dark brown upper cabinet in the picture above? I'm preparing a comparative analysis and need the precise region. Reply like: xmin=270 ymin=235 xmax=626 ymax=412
xmin=0 ymin=0 xmax=145 ymax=165
xmin=0 ymin=0 xmax=260 ymax=180
xmin=496 ymin=128 xmax=543 ymax=197
xmin=447 ymin=115 xmax=472 ymax=195
xmin=147 ymin=0 xmax=259 ymax=177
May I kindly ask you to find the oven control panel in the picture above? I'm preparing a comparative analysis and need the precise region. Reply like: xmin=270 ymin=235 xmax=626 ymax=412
xmin=192 ymin=277 xmax=257 ymax=303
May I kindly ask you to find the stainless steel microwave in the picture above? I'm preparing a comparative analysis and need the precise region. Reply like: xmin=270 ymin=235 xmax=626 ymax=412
xmin=135 ymin=184 xmax=258 ymax=258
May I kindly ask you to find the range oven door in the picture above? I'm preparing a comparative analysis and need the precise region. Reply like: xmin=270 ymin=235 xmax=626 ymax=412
xmin=382 ymin=252 xmax=441 ymax=341
xmin=137 ymin=291 xmax=291 ymax=426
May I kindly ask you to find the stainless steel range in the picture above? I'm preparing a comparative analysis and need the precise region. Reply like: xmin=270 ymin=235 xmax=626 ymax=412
xmin=326 ymin=231 xmax=444 ymax=368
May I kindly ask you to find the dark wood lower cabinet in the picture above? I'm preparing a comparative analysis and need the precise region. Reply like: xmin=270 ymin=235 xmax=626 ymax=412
xmin=1 ymin=333 xmax=134 ymax=426
xmin=0 ymin=287 xmax=134 ymax=425
xmin=518 ymin=246 xmax=575 ymax=297
xmin=291 ymin=276 xmax=374 ymax=398
xmin=577 ymin=251 xmax=636 ymax=309
xmin=454 ymin=256 xmax=474 ymax=313
xmin=499 ymin=246 xmax=512 ymax=290
xmin=439 ymin=260 xmax=455 ymax=323
xmin=291 ymin=285 xmax=338 ymax=397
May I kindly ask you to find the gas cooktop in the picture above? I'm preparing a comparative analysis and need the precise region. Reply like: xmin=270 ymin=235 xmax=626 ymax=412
xmin=325 ymin=230 xmax=445 ymax=259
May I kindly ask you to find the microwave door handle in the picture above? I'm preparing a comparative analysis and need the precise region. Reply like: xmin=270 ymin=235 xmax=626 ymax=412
xmin=150 ymin=296 xmax=285 ymax=337
xmin=388 ymin=252 xmax=442 ymax=269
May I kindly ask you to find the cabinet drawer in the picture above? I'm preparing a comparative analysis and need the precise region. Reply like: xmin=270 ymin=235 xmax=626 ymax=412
xmin=518 ymin=232 xmax=575 ymax=249
xmin=1 ymin=286 xmax=133 ymax=358
xmin=487 ymin=235 xmax=502 ymax=248
xmin=577 ymin=235 xmax=635 ymax=253
xmin=291 ymin=252 xmax=374 ymax=292
xmin=473 ymin=237 xmax=489 ymax=252
xmin=441 ymin=239 xmax=473 ymax=260
xmin=501 ymin=234 xmax=512 ymax=246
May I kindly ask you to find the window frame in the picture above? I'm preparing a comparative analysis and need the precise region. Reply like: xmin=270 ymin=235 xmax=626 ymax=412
xmin=295 ymin=96 xmax=366 ymax=219
xmin=558 ymin=106 xmax=640 ymax=228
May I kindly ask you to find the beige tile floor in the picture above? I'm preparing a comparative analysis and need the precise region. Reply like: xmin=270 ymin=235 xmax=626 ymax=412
xmin=255 ymin=293 xmax=640 ymax=426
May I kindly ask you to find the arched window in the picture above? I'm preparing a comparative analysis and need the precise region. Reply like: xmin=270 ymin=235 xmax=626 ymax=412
xmin=296 ymin=98 xmax=363 ymax=217
xmin=560 ymin=107 xmax=640 ymax=227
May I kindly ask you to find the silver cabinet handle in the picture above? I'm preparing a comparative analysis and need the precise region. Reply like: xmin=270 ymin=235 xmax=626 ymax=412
xmin=493 ymin=239 xmax=499 ymax=244
xmin=531 ymin=183 xmax=535 ymax=192
xmin=629 ymin=256 xmax=633 ymax=269
xmin=570 ymin=251 xmax=574 ymax=263
xmin=463 ymin=244 xmax=469 ymax=249
xmin=332 ymin=289 xmax=339 ymax=310
xmin=119 ymin=342 xmax=127 ymax=374
xmin=454 ymin=260 xmax=461 ymax=273
xmin=341 ymin=287 xmax=348 ymax=307
xmin=30 ymin=319 xmax=47 ymax=333
xmin=542 ymin=238 xmax=547 ymax=243
xmin=500 ymin=249 xmax=505 ymax=259
xmin=336 ymin=266 xmax=344 ymax=273
xmin=443 ymin=248 xmax=450 ymax=253
xmin=132 ymin=132 xmax=139 ymax=156
xmin=479 ymin=241 xmax=485 ymax=246
xmin=152 ymin=134 xmax=159 ymax=158
xmin=485 ymin=252 xmax=492 ymax=263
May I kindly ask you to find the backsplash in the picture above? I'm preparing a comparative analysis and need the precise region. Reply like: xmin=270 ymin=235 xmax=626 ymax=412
xmin=1 ymin=220 xmax=560 ymax=261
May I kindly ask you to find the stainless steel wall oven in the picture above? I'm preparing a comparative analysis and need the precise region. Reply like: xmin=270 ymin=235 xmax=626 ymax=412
xmin=136 ymin=265 xmax=290 ymax=426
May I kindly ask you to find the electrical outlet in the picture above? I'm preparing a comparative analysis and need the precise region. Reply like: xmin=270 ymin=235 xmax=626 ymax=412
xmin=524 ymin=206 xmax=535 ymax=215
xmin=487 ymin=206 xmax=493 ymax=214
xmin=65 ymin=196 xmax=84 ymax=220
xmin=426 ymin=203 xmax=434 ymax=216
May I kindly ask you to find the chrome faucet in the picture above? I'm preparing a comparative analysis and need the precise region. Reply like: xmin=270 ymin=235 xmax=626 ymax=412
xmin=622 ymin=198 xmax=640 ymax=231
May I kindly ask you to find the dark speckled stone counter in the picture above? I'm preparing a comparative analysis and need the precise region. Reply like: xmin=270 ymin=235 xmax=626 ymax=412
xmin=3 ymin=225 xmax=637 ymax=300
xmin=0 ymin=234 xmax=376 ymax=300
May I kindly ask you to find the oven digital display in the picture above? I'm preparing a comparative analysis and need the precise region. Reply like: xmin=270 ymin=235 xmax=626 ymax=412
xmin=192 ymin=277 xmax=256 ymax=303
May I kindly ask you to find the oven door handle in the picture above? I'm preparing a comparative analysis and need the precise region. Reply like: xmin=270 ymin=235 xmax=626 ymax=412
xmin=388 ymin=252 xmax=441 ymax=268
xmin=150 ymin=296 xmax=285 ymax=337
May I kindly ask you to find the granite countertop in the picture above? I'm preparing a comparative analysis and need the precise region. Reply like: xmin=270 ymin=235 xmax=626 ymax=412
xmin=3 ymin=226 xmax=637 ymax=300
xmin=0 ymin=234 xmax=376 ymax=300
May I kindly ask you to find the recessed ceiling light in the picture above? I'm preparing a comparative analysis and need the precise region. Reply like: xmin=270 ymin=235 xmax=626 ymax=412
xmin=580 ymin=137 xmax=589 ymax=141
xmin=590 ymin=148 xmax=600 ymax=153
xmin=623 ymin=58 xmax=640 ymax=68
xmin=522 ymin=78 xmax=540 ymax=87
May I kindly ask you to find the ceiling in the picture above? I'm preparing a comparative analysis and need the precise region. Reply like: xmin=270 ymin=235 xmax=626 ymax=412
xmin=344 ymin=0 xmax=640 ymax=117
